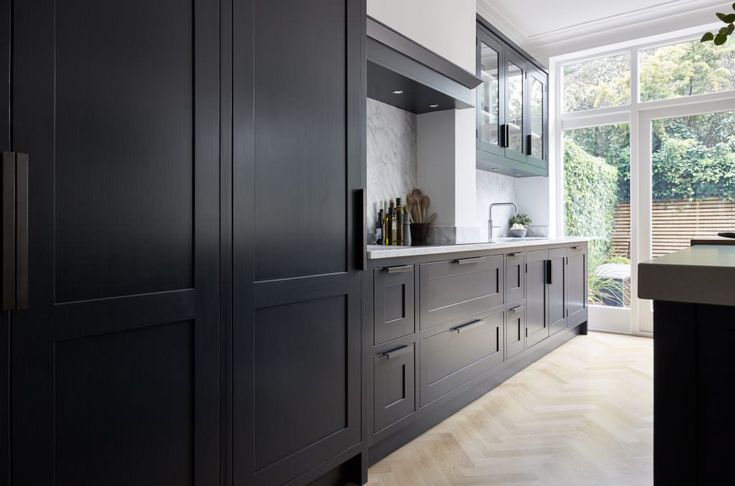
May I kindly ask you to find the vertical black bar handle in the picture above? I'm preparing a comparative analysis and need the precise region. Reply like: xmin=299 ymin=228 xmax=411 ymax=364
xmin=355 ymin=188 xmax=366 ymax=271
xmin=526 ymin=134 xmax=532 ymax=156
xmin=1 ymin=152 xmax=16 ymax=310
xmin=546 ymin=260 xmax=552 ymax=285
xmin=15 ymin=153 xmax=29 ymax=309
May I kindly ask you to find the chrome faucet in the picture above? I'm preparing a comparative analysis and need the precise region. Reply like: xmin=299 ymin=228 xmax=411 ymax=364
xmin=488 ymin=202 xmax=518 ymax=242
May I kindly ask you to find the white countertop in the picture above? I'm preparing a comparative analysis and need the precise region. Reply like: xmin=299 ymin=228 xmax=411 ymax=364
xmin=367 ymin=237 xmax=590 ymax=260
xmin=638 ymin=245 xmax=735 ymax=307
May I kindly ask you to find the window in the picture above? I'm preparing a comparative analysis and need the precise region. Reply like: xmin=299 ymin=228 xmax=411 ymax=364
xmin=562 ymin=53 xmax=631 ymax=112
xmin=640 ymin=39 xmax=735 ymax=102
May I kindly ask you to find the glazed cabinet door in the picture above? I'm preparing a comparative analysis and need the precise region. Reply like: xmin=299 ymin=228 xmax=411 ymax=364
xmin=476 ymin=29 xmax=505 ymax=159
xmin=10 ymin=1 xmax=221 ymax=484
xmin=232 ymin=1 xmax=365 ymax=484
xmin=525 ymin=68 xmax=548 ymax=173
xmin=503 ymin=50 xmax=527 ymax=163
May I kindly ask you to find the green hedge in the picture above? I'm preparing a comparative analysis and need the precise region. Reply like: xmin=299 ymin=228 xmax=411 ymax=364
xmin=564 ymin=139 xmax=619 ymax=258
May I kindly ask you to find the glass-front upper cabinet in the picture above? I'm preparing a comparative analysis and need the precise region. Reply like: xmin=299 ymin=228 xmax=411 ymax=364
xmin=477 ymin=32 xmax=504 ymax=157
xmin=526 ymin=68 xmax=548 ymax=167
xmin=476 ymin=21 xmax=548 ymax=177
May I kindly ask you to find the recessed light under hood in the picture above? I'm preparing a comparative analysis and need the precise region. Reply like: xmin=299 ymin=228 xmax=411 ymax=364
xmin=367 ymin=17 xmax=482 ymax=114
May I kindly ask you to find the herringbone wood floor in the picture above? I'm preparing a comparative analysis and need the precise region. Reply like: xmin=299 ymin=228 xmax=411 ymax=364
xmin=367 ymin=332 xmax=653 ymax=486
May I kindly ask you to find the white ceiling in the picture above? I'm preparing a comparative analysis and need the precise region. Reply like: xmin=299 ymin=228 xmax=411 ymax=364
xmin=477 ymin=0 xmax=731 ymax=62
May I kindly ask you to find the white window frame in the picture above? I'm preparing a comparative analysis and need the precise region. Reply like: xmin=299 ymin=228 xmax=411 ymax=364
xmin=549 ymin=22 xmax=735 ymax=336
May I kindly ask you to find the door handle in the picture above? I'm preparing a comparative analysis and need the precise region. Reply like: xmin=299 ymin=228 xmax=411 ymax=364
xmin=1 ymin=152 xmax=16 ymax=310
xmin=546 ymin=260 xmax=552 ymax=285
xmin=454 ymin=256 xmax=485 ymax=265
xmin=499 ymin=123 xmax=506 ymax=147
xmin=452 ymin=319 xmax=486 ymax=334
xmin=504 ymin=124 xmax=510 ymax=148
xmin=355 ymin=188 xmax=366 ymax=271
xmin=386 ymin=264 xmax=412 ymax=274
xmin=382 ymin=345 xmax=412 ymax=360
xmin=526 ymin=134 xmax=532 ymax=155
xmin=1 ymin=151 xmax=29 ymax=311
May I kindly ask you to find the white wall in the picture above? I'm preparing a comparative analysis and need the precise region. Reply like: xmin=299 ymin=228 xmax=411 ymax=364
xmin=368 ymin=0 xmax=475 ymax=72
xmin=369 ymin=0 xmax=479 ymax=241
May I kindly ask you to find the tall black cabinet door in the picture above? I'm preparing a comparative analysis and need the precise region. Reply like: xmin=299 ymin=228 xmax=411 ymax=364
xmin=233 ymin=1 xmax=365 ymax=485
xmin=10 ymin=1 xmax=221 ymax=485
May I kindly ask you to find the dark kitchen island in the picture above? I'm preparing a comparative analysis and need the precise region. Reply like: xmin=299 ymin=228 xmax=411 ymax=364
xmin=639 ymin=244 xmax=735 ymax=485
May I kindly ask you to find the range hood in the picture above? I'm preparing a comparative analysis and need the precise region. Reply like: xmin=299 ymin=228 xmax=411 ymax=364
xmin=367 ymin=17 xmax=482 ymax=114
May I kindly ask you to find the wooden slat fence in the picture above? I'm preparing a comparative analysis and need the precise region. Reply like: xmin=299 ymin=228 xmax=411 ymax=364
xmin=613 ymin=198 xmax=735 ymax=258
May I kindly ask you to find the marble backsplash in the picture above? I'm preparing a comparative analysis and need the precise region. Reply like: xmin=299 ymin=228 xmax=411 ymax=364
xmin=476 ymin=169 xmax=517 ymax=240
xmin=367 ymin=98 xmax=417 ymax=236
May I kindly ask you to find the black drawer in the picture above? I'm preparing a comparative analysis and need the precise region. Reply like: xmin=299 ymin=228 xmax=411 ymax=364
xmin=419 ymin=312 xmax=504 ymax=406
xmin=419 ymin=255 xmax=503 ymax=331
xmin=374 ymin=264 xmax=415 ymax=345
xmin=505 ymin=304 xmax=526 ymax=360
xmin=505 ymin=252 xmax=526 ymax=304
xmin=373 ymin=344 xmax=415 ymax=432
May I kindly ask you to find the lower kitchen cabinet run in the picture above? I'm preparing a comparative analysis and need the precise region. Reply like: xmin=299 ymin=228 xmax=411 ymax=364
xmin=366 ymin=241 xmax=588 ymax=466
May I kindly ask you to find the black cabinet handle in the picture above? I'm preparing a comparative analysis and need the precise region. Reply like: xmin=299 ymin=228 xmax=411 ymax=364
xmin=510 ymin=305 xmax=525 ymax=314
xmin=386 ymin=264 xmax=412 ymax=274
xmin=355 ymin=188 xmax=366 ymax=271
xmin=499 ymin=123 xmax=506 ymax=147
xmin=15 ymin=153 xmax=28 ymax=310
xmin=452 ymin=319 xmax=486 ymax=334
xmin=546 ymin=260 xmax=552 ymax=285
xmin=507 ymin=252 xmax=517 ymax=257
xmin=454 ymin=256 xmax=485 ymax=265
xmin=0 ymin=151 xmax=29 ymax=311
xmin=526 ymin=134 xmax=532 ymax=156
xmin=504 ymin=125 xmax=510 ymax=148
xmin=1 ymin=152 xmax=16 ymax=311
xmin=382 ymin=345 xmax=412 ymax=360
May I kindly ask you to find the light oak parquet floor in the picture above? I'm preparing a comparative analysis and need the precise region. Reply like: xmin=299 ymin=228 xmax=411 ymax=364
xmin=367 ymin=332 xmax=653 ymax=486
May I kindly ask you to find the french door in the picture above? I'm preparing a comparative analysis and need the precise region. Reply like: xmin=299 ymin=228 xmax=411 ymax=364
xmin=636 ymin=97 xmax=735 ymax=333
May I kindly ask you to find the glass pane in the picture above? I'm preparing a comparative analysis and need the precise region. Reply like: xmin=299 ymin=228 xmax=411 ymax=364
xmin=562 ymin=53 xmax=631 ymax=112
xmin=651 ymin=112 xmax=735 ymax=256
xmin=564 ymin=124 xmax=631 ymax=308
xmin=479 ymin=43 xmax=500 ymax=146
xmin=640 ymin=39 xmax=735 ymax=102
xmin=529 ymin=77 xmax=544 ymax=159
xmin=507 ymin=61 xmax=523 ymax=153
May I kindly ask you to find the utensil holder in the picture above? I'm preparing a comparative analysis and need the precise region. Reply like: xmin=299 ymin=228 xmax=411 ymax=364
xmin=410 ymin=223 xmax=431 ymax=246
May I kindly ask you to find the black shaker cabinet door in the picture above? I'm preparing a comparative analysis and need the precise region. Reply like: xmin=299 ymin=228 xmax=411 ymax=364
xmin=232 ymin=1 xmax=366 ymax=484
xmin=10 ymin=0 xmax=221 ymax=484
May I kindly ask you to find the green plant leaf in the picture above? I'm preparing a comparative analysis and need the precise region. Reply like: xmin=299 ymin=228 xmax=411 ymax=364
xmin=729 ymin=23 xmax=734 ymax=35
xmin=717 ymin=12 xmax=733 ymax=22
xmin=726 ymin=14 xmax=735 ymax=23
xmin=715 ymin=33 xmax=728 ymax=45
xmin=701 ymin=31 xmax=715 ymax=42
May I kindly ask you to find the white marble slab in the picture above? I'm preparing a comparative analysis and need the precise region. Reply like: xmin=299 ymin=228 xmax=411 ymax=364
xmin=368 ymin=237 xmax=590 ymax=259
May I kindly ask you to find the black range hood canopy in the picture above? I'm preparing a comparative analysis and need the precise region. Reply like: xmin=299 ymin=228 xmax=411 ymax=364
xmin=367 ymin=17 xmax=482 ymax=114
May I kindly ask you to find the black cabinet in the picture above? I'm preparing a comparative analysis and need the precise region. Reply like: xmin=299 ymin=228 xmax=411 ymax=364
xmin=8 ymin=1 xmax=222 ymax=484
xmin=374 ymin=265 xmax=415 ymax=345
xmin=374 ymin=344 xmax=415 ymax=432
xmin=505 ymin=305 xmax=526 ymax=359
xmin=526 ymin=250 xmax=549 ymax=347
xmin=476 ymin=18 xmax=548 ymax=177
xmin=420 ymin=312 xmax=504 ymax=406
xmin=548 ymin=249 xmax=567 ymax=336
xmin=419 ymin=255 xmax=503 ymax=331
xmin=232 ymin=0 xmax=365 ymax=484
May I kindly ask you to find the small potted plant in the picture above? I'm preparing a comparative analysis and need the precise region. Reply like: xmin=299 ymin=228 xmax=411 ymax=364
xmin=509 ymin=213 xmax=531 ymax=238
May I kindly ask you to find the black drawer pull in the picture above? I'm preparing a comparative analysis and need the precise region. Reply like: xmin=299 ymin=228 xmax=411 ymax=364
xmin=571 ymin=246 xmax=579 ymax=250
xmin=507 ymin=252 xmax=517 ymax=257
xmin=382 ymin=345 xmax=412 ymax=360
xmin=510 ymin=305 xmax=525 ymax=314
xmin=454 ymin=257 xmax=485 ymax=265
xmin=386 ymin=264 xmax=413 ymax=274
xmin=451 ymin=319 xmax=486 ymax=334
